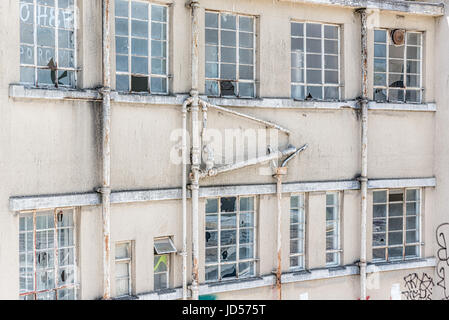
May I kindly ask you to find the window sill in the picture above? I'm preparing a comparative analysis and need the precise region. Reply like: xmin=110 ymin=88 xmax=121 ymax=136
xmin=367 ymin=257 xmax=436 ymax=273
xmin=136 ymin=258 xmax=436 ymax=300
xmin=9 ymin=84 xmax=101 ymax=101
xmin=8 ymin=84 xmax=438 ymax=112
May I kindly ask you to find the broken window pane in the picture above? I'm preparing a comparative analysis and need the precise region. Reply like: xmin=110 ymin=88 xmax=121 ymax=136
xmin=132 ymin=75 xmax=148 ymax=91
xmin=206 ymin=12 xmax=255 ymax=97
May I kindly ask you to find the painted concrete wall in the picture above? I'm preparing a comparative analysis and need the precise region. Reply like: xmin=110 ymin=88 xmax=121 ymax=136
xmin=0 ymin=0 xmax=445 ymax=300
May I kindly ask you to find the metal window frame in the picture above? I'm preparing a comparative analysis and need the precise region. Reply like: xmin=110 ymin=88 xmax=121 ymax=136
xmin=19 ymin=0 xmax=78 ymax=88
xmin=153 ymin=253 xmax=170 ymax=291
xmin=373 ymin=28 xmax=423 ymax=103
xmin=115 ymin=0 xmax=169 ymax=94
xmin=372 ymin=188 xmax=422 ymax=262
xmin=289 ymin=193 xmax=306 ymax=271
xmin=115 ymin=240 xmax=132 ymax=297
xmin=205 ymin=10 xmax=257 ymax=98
xmin=290 ymin=20 xmax=341 ymax=101
xmin=204 ymin=195 xmax=257 ymax=283
xmin=154 ymin=236 xmax=177 ymax=254
xmin=325 ymin=191 xmax=341 ymax=267
xmin=19 ymin=207 xmax=78 ymax=300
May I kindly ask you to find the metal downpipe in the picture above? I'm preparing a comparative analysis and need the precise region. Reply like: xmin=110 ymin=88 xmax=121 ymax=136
xmin=181 ymin=98 xmax=193 ymax=300
xmin=189 ymin=0 xmax=201 ymax=301
xmin=358 ymin=8 xmax=368 ymax=301
xmin=100 ymin=0 xmax=112 ymax=300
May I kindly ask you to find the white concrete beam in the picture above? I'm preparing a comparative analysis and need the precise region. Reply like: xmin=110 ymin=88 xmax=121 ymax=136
xmin=9 ymin=177 xmax=436 ymax=211
xmin=277 ymin=0 xmax=445 ymax=16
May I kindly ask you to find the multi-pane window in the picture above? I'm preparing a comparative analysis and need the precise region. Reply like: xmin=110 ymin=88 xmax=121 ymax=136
xmin=19 ymin=0 xmax=77 ymax=87
xmin=291 ymin=22 xmax=340 ymax=101
xmin=115 ymin=0 xmax=168 ymax=93
xmin=290 ymin=194 xmax=306 ymax=270
xmin=205 ymin=12 xmax=256 ymax=98
xmin=372 ymin=189 xmax=421 ymax=262
xmin=326 ymin=192 xmax=340 ymax=266
xmin=153 ymin=237 xmax=176 ymax=291
xmin=19 ymin=208 xmax=76 ymax=300
xmin=115 ymin=241 xmax=132 ymax=297
xmin=205 ymin=196 xmax=256 ymax=282
xmin=373 ymin=29 xmax=422 ymax=103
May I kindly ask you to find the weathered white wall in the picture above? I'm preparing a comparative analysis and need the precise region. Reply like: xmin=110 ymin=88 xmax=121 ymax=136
xmin=0 ymin=0 xmax=444 ymax=300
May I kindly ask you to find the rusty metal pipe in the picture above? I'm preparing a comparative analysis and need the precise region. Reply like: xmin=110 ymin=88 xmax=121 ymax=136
xmin=201 ymin=101 xmax=291 ymax=135
xmin=100 ymin=0 xmax=112 ymax=300
xmin=181 ymin=97 xmax=193 ymax=300
xmin=199 ymin=146 xmax=297 ymax=179
xmin=358 ymin=8 xmax=368 ymax=301
xmin=189 ymin=0 xmax=201 ymax=301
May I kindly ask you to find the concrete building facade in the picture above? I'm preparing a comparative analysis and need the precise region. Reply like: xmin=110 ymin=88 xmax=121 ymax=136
xmin=0 ymin=0 xmax=448 ymax=300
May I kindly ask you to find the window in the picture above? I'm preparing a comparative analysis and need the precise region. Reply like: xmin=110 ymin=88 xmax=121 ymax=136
xmin=373 ymin=29 xmax=422 ymax=103
xmin=115 ymin=0 xmax=169 ymax=93
xmin=19 ymin=0 xmax=77 ymax=87
xmin=326 ymin=192 xmax=341 ymax=266
xmin=19 ymin=208 xmax=76 ymax=300
xmin=291 ymin=22 xmax=340 ymax=101
xmin=153 ymin=237 xmax=176 ymax=291
xmin=115 ymin=241 xmax=132 ymax=297
xmin=290 ymin=194 xmax=306 ymax=270
xmin=205 ymin=196 xmax=256 ymax=282
xmin=372 ymin=189 xmax=421 ymax=262
xmin=205 ymin=12 xmax=256 ymax=98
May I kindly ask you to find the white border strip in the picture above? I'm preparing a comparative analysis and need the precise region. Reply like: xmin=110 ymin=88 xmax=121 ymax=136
xmin=136 ymin=258 xmax=436 ymax=300
xmin=278 ymin=0 xmax=444 ymax=16
xmin=9 ymin=85 xmax=437 ymax=112
xmin=9 ymin=177 xmax=436 ymax=211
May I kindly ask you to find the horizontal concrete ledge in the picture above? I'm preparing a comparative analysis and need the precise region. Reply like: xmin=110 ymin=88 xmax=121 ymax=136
xmin=137 ymin=258 xmax=436 ymax=300
xmin=282 ymin=265 xmax=360 ymax=284
xmin=367 ymin=257 xmax=436 ymax=273
xmin=277 ymin=0 xmax=445 ymax=16
xmin=9 ymin=177 xmax=436 ymax=211
xmin=9 ymin=84 xmax=101 ymax=101
xmin=9 ymin=85 xmax=436 ymax=112
xmin=368 ymin=101 xmax=436 ymax=112
xmin=367 ymin=177 xmax=436 ymax=189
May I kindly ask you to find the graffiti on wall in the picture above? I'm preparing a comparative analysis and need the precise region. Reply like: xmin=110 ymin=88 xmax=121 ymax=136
xmin=436 ymin=223 xmax=449 ymax=300
xmin=401 ymin=273 xmax=434 ymax=300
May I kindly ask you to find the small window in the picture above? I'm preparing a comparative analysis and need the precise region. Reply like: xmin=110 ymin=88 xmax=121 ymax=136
xmin=205 ymin=12 xmax=256 ymax=98
xmin=290 ymin=194 xmax=306 ymax=270
xmin=153 ymin=237 xmax=175 ymax=291
xmin=19 ymin=208 xmax=77 ymax=300
xmin=372 ymin=189 xmax=421 ymax=262
xmin=373 ymin=29 xmax=422 ymax=103
xmin=115 ymin=241 xmax=132 ymax=297
xmin=291 ymin=22 xmax=341 ymax=101
xmin=205 ymin=196 xmax=257 ymax=282
xmin=115 ymin=0 xmax=169 ymax=93
xmin=326 ymin=192 xmax=341 ymax=266
xmin=19 ymin=0 xmax=77 ymax=87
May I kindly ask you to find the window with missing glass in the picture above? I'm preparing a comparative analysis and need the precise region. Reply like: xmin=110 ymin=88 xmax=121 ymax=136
xmin=205 ymin=12 xmax=256 ymax=98
xmin=19 ymin=208 xmax=76 ymax=300
xmin=19 ymin=0 xmax=77 ymax=88
xmin=115 ymin=0 xmax=168 ymax=93
xmin=205 ymin=196 xmax=256 ymax=282
xmin=372 ymin=189 xmax=421 ymax=262
xmin=326 ymin=192 xmax=341 ymax=266
xmin=290 ymin=194 xmax=306 ymax=270
xmin=115 ymin=241 xmax=132 ymax=297
xmin=291 ymin=22 xmax=340 ymax=101
xmin=373 ymin=29 xmax=423 ymax=103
